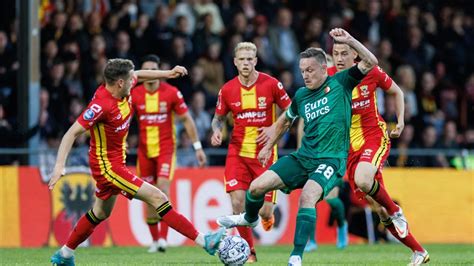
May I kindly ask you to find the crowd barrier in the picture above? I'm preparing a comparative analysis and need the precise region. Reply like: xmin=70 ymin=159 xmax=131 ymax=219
xmin=0 ymin=166 xmax=472 ymax=247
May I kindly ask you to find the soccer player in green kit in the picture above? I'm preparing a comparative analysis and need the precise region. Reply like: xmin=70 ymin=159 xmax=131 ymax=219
xmin=217 ymin=28 xmax=378 ymax=266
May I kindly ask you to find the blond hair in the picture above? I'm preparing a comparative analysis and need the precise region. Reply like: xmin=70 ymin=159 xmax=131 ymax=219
xmin=234 ymin=42 xmax=257 ymax=57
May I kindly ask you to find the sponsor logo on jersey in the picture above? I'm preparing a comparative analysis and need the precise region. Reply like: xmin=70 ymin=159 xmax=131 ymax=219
xmin=227 ymin=179 xmax=238 ymax=187
xmin=277 ymin=82 xmax=284 ymax=90
xmin=236 ymin=111 xmax=266 ymax=119
xmin=304 ymin=97 xmax=330 ymax=121
xmin=360 ymin=85 xmax=369 ymax=97
xmin=115 ymin=114 xmax=122 ymax=120
xmin=140 ymin=113 xmax=168 ymax=123
xmin=258 ymin=97 xmax=267 ymax=109
xmin=352 ymin=99 xmax=370 ymax=109
xmin=362 ymin=149 xmax=373 ymax=158
xmin=115 ymin=117 xmax=131 ymax=132
xmin=324 ymin=86 xmax=331 ymax=93
xmin=231 ymin=102 xmax=241 ymax=107
xmin=159 ymin=102 xmax=167 ymax=113
xmin=83 ymin=109 xmax=95 ymax=120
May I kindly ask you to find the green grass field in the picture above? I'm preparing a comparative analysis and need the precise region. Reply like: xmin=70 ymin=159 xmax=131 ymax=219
xmin=0 ymin=244 xmax=472 ymax=265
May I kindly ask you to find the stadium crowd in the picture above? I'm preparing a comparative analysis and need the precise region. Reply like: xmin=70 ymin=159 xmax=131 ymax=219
xmin=0 ymin=0 xmax=472 ymax=167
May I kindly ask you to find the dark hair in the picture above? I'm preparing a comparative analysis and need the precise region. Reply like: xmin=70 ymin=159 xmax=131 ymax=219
xmin=103 ymin=58 xmax=134 ymax=85
xmin=300 ymin=47 xmax=327 ymax=65
xmin=141 ymin=54 xmax=160 ymax=66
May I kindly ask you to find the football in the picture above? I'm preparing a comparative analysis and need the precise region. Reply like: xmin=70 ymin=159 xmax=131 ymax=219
xmin=217 ymin=235 xmax=251 ymax=265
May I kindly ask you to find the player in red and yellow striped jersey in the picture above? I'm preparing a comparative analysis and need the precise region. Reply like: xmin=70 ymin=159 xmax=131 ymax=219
xmin=330 ymin=42 xmax=429 ymax=265
xmin=211 ymin=42 xmax=291 ymax=263
xmin=48 ymin=59 xmax=225 ymax=266
xmin=131 ymin=55 xmax=206 ymax=253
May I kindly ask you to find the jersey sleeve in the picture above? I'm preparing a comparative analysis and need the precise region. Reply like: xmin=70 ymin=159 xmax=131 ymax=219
xmin=173 ymin=89 xmax=188 ymax=115
xmin=273 ymin=79 xmax=292 ymax=109
xmin=335 ymin=65 xmax=364 ymax=91
xmin=374 ymin=66 xmax=393 ymax=91
xmin=215 ymin=88 xmax=229 ymax=116
xmin=285 ymin=96 xmax=299 ymax=121
xmin=77 ymin=97 xmax=108 ymax=130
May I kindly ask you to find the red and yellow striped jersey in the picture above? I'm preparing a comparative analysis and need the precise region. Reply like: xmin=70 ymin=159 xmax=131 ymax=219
xmin=328 ymin=66 xmax=393 ymax=152
xmin=131 ymin=82 xmax=188 ymax=158
xmin=77 ymin=82 xmax=136 ymax=167
xmin=216 ymin=72 xmax=291 ymax=159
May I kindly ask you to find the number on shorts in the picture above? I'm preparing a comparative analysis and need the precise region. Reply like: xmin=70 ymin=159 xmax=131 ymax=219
xmin=315 ymin=164 xmax=334 ymax=180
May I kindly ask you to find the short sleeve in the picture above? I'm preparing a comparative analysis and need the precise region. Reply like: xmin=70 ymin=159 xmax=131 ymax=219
xmin=77 ymin=98 xmax=108 ymax=130
xmin=215 ymin=89 xmax=229 ymax=116
xmin=374 ymin=66 xmax=393 ymax=91
xmin=273 ymin=80 xmax=292 ymax=109
xmin=173 ymin=89 xmax=188 ymax=115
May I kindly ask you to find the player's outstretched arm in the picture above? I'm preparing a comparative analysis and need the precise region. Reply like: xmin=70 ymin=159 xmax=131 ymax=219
xmin=258 ymin=113 xmax=292 ymax=166
xmin=48 ymin=121 xmax=87 ymax=190
xmin=387 ymin=81 xmax=405 ymax=138
xmin=210 ymin=114 xmax=226 ymax=146
xmin=329 ymin=28 xmax=378 ymax=74
xmin=135 ymin=65 xmax=188 ymax=82
xmin=179 ymin=112 xmax=207 ymax=167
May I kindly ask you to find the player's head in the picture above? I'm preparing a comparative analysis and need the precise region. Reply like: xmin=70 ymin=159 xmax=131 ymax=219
xmin=104 ymin=58 xmax=135 ymax=97
xmin=332 ymin=42 xmax=357 ymax=72
xmin=299 ymin=47 xmax=328 ymax=89
xmin=233 ymin=42 xmax=257 ymax=78
xmin=141 ymin=54 xmax=160 ymax=85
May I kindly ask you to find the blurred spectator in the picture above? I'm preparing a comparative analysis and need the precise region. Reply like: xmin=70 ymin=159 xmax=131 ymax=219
xmin=193 ymin=13 xmax=220 ymax=57
xmin=252 ymin=15 xmax=277 ymax=73
xmin=460 ymin=73 xmax=474 ymax=128
xmin=188 ymin=91 xmax=211 ymax=145
xmin=0 ymin=30 xmax=18 ymax=113
xmin=439 ymin=120 xmax=461 ymax=167
xmin=196 ymin=39 xmax=224 ymax=98
xmin=41 ymin=39 xmax=59 ymax=75
xmin=395 ymin=65 xmax=418 ymax=117
xmin=408 ymin=125 xmax=443 ymax=167
xmin=130 ymin=13 xmax=153 ymax=58
xmin=63 ymin=52 xmax=83 ymax=98
xmin=390 ymin=124 xmax=415 ymax=167
xmin=150 ymin=5 xmax=174 ymax=57
xmin=41 ymin=11 xmax=67 ymax=45
xmin=351 ymin=0 xmax=385 ymax=47
xmin=417 ymin=71 xmax=444 ymax=134
xmin=194 ymin=0 xmax=225 ymax=35
xmin=109 ymin=30 xmax=137 ymax=65
xmin=102 ymin=13 xmax=120 ymax=53
xmin=63 ymin=14 xmax=90 ymax=54
xmin=42 ymin=59 xmax=69 ymax=132
xmin=403 ymin=26 xmax=435 ymax=74
xmin=299 ymin=17 xmax=328 ymax=51
xmin=173 ymin=15 xmax=194 ymax=54
xmin=176 ymin=130 xmax=199 ymax=167
xmin=171 ymin=0 xmax=197 ymax=35
xmin=222 ymin=33 xmax=242 ymax=81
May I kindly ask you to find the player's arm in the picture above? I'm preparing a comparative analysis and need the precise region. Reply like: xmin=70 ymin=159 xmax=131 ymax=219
xmin=48 ymin=121 xmax=87 ymax=189
xmin=386 ymin=81 xmax=405 ymax=138
xmin=178 ymin=112 xmax=207 ymax=167
xmin=134 ymin=65 xmax=188 ymax=83
xmin=329 ymin=28 xmax=378 ymax=74
xmin=258 ymin=113 xmax=293 ymax=167
xmin=256 ymin=106 xmax=289 ymax=145
xmin=210 ymin=113 xmax=227 ymax=146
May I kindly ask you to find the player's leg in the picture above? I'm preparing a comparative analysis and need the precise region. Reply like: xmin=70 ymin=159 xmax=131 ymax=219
xmin=51 ymin=194 xmax=117 ymax=265
xmin=290 ymin=158 xmax=345 ymax=265
xmin=137 ymin=151 xmax=161 ymax=252
xmin=135 ymin=180 xmax=225 ymax=255
xmin=289 ymin=179 xmax=322 ymax=266
xmin=367 ymin=196 xmax=429 ymax=265
xmin=325 ymin=186 xmax=348 ymax=249
xmin=155 ymin=177 xmax=170 ymax=252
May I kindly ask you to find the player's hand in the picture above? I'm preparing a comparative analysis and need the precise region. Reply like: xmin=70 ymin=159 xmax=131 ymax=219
xmin=168 ymin=66 xmax=188 ymax=79
xmin=390 ymin=123 xmax=404 ymax=138
xmin=256 ymin=126 xmax=274 ymax=145
xmin=48 ymin=166 xmax=66 ymax=190
xmin=258 ymin=145 xmax=272 ymax=167
xmin=195 ymin=149 xmax=207 ymax=167
xmin=329 ymin=28 xmax=354 ymax=44
xmin=211 ymin=130 xmax=222 ymax=146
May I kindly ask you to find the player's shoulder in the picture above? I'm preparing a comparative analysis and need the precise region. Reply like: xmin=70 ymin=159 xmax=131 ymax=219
xmin=221 ymin=77 xmax=239 ymax=92
xmin=327 ymin=66 xmax=338 ymax=76
xmin=257 ymin=72 xmax=281 ymax=86
xmin=366 ymin=65 xmax=387 ymax=78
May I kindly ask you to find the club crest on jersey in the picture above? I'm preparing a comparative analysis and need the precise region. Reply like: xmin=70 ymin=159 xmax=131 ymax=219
xmin=83 ymin=109 xmax=95 ymax=120
xmin=324 ymin=86 xmax=331 ymax=93
xmin=258 ymin=97 xmax=267 ymax=109
xmin=360 ymin=85 xmax=369 ymax=98
xmin=159 ymin=102 xmax=167 ymax=113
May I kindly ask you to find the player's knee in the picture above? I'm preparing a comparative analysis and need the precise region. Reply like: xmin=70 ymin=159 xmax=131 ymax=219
xmin=299 ymin=192 xmax=317 ymax=208
xmin=149 ymin=189 xmax=169 ymax=207
xmin=249 ymin=183 xmax=265 ymax=198
xmin=354 ymin=174 xmax=372 ymax=192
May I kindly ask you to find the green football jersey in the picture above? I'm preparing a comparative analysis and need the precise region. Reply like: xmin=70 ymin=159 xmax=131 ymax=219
xmin=286 ymin=66 xmax=362 ymax=159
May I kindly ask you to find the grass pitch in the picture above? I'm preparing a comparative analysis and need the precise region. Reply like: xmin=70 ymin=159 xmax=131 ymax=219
xmin=0 ymin=244 xmax=472 ymax=265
